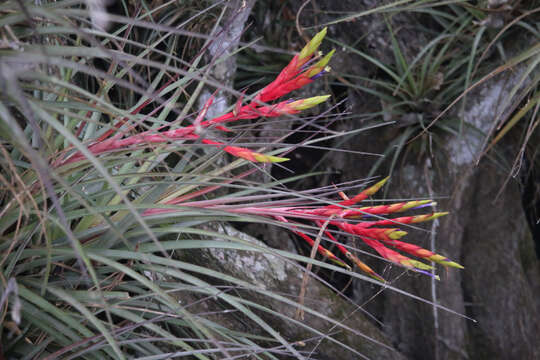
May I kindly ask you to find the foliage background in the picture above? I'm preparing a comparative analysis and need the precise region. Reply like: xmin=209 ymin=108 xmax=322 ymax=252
xmin=0 ymin=0 xmax=539 ymax=359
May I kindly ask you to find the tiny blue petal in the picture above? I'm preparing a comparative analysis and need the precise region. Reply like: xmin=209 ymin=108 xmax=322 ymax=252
xmin=310 ymin=70 xmax=327 ymax=80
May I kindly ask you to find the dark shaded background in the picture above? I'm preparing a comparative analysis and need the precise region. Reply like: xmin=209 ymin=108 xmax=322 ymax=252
xmin=227 ymin=1 xmax=540 ymax=359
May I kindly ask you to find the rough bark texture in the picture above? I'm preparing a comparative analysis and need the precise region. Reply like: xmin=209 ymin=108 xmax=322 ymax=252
xmin=287 ymin=2 xmax=540 ymax=359
xmin=198 ymin=0 xmax=255 ymax=118
xmin=462 ymin=161 xmax=540 ymax=359
xmin=183 ymin=1 xmax=540 ymax=358
xmin=180 ymin=225 xmax=406 ymax=360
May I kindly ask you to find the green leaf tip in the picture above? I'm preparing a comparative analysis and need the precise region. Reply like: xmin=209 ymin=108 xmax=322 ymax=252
xmin=299 ymin=27 xmax=328 ymax=60
xmin=252 ymin=153 xmax=290 ymax=163
xmin=289 ymin=95 xmax=331 ymax=111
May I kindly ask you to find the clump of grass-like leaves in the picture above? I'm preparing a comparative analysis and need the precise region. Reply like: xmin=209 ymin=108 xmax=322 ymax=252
xmin=314 ymin=2 xmax=539 ymax=181
xmin=0 ymin=1 xmax=466 ymax=358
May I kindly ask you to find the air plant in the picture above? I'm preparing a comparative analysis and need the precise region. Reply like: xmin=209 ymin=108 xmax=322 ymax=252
xmin=53 ymin=27 xmax=462 ymax=283
xmin=1 ymin=2 xmax=468 ymax=357
xmin=53 ymin=28 xmax=334 ymax=167
xmin=145 ymin=176 xmax=463 ymax=282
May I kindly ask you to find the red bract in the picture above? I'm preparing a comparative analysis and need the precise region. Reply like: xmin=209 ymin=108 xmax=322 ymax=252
xmin=255 ymin=50 xmax=334 ymax=103
xmin=200 ymin=139 xmax=289 ymax=163
xmin=255 ymin=28 xmax=332 ymax=103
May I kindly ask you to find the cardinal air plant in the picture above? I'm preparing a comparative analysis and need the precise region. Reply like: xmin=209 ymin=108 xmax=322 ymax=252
xmin=1 ymin=10 xmax=464 ymax=357
xmin=52 ymin=28 xmax=462 ymax=282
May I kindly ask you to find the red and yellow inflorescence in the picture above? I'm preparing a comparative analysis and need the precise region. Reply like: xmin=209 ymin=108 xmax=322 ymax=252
xmin=145 ymin=176 xmax=463 ymax=282
xmin=285 ymin=177 xmax=462 ymax=281
xmin=54 ymin=28 xmax=334 ymax=167
xmin=57 ymin=28 xmax=462 ymax=283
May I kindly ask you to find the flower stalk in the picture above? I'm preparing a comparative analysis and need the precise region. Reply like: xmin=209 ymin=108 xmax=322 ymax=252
xmin=146 ymin=177 xmax=463 ymax=282
xmin=54 ymin=29 xmax=334 ymax=167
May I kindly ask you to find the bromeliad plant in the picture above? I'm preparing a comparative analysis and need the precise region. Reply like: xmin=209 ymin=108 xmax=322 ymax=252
xmin=51 ymin=26 xmax=462 ymax=282
xmin=53 ymin=29 xmax=334 ymax=167
xmin=145 ymin=176 xmax=463 ymax=282
xmin=0 ymin=2 xmax=463 ymax=357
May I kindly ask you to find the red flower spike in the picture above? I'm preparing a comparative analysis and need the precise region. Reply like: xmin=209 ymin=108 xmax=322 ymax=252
xmin=331 ymin=221 xmax=440 ymax=276
xmin=312 ymin=177 xmax=390 ymax=216
xmin=357 ymin=212 xmax=449 ymax=228
xmin=338 ymin=200 xmax=434 ymax=218
xmin=201 ymin=95 xmax=330 ymax=129
xmin=357 ymin=234 xmax=422 ymax=270
xmin=54 ymin=29 xmax=333 ymax=167
xmin=328 ymin=209 xmax=463 ymax=273
xmin=309 ymin=201 xmax=436 ymax=220
xmin=380 ymin=238 xmax=464 ymax=269
xmin=56 ymin=95 xmax=331 ymax=165
xmin=255 ymin=28 xmax=332 ymax=103
xmin=143 ymin=176 xmax=462 ymax=281
xmin=332 ymin=223 xmax=405 ymax=243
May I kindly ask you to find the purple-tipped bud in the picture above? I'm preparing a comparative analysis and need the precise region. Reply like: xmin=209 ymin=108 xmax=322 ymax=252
xmin=310 ymin=66 xmax=330 ymax=80
xmin=411 ymin=202 xmax=437 ymax=210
